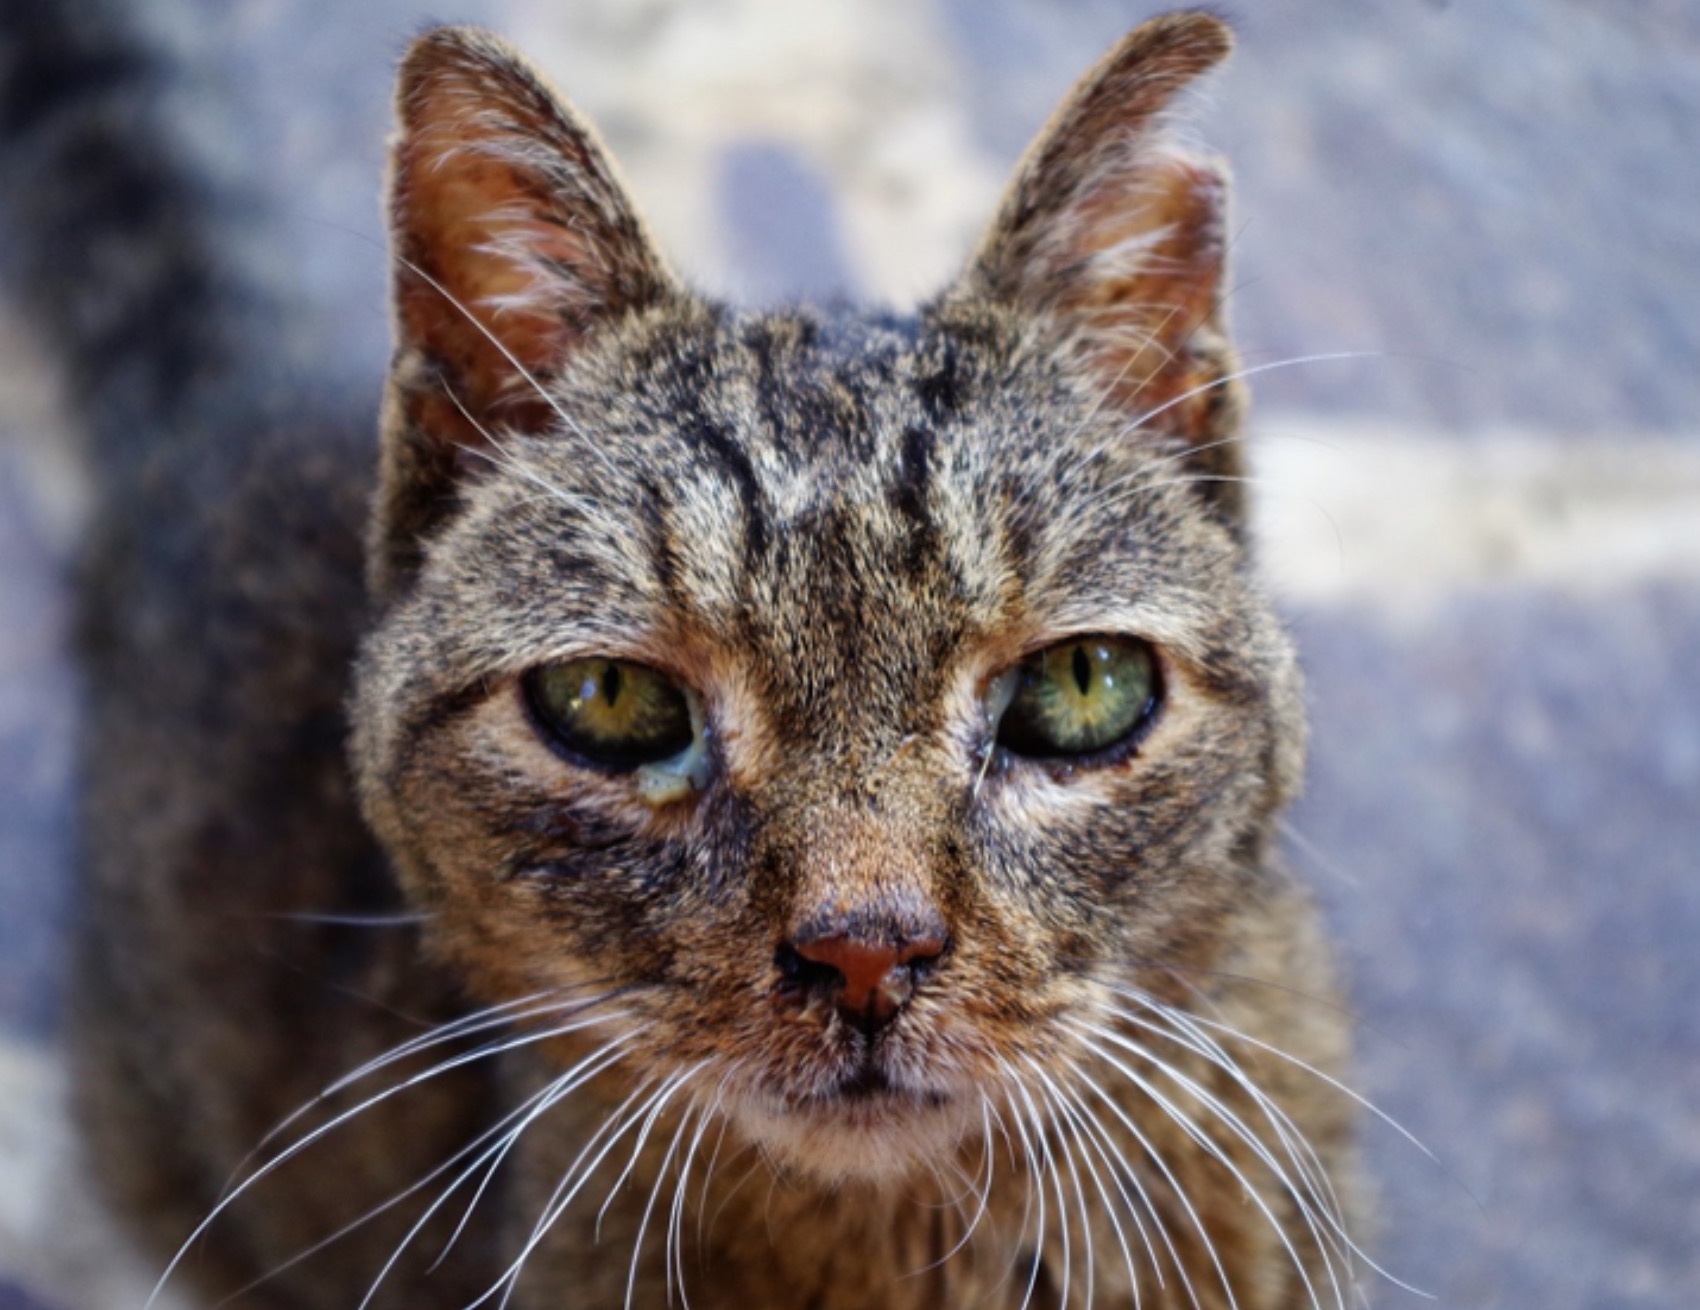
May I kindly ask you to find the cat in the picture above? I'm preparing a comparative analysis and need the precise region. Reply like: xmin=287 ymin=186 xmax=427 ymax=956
xmin=2 ymin=5 xmax=1363 ymax=1308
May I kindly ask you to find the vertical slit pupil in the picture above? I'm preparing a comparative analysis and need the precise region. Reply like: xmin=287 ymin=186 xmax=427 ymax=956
xmin=1072 ymin=645 xmax=1092 ymax=696
xmin=601 ymin=663 xmax=622 ymax=705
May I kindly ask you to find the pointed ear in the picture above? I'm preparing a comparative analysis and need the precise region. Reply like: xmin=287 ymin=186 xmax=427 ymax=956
xmin=949 ymin=14 xmax=1248 ymax=523
xmin=376 ymin=26 xmax=677 ymax=593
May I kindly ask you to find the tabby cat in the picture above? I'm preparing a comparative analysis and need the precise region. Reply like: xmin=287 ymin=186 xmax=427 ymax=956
xmin=4 ymin=6 xmax=1363 ymax=1308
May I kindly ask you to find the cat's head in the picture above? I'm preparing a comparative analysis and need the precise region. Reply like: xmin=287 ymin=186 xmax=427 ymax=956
xmin=352 ymin=12 xmax=1304 ymax=1183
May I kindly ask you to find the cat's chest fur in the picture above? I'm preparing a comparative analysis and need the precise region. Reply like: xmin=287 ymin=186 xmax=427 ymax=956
xmin=69 ymin=11 xmax=1361 ymax=1310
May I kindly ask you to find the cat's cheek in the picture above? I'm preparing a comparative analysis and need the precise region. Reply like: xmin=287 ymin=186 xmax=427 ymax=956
xmin=962 ymin=677 xmax=1270 ymax=953
xmin=360 ymin=686 xmax=721 ymax=998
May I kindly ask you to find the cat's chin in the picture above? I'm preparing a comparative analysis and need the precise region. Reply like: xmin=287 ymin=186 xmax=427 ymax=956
xmin=731 ymin=1083 xmax=974 ymax=1185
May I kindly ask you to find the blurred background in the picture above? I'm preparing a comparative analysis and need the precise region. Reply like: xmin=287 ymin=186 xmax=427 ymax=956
xmin=1 ymin=1 xmax=1696 ymax=1306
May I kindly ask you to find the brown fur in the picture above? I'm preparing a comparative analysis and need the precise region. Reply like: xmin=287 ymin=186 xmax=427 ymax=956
xmin=73 ymin=12 xmax=1361 ymax=1309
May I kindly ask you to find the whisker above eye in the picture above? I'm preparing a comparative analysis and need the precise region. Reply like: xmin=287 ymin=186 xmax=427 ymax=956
xmin=445 ymin=384 xmax=628 ymax=531
xmin=1118 ymin=352 xmax=1384 ymax=440
xmin=390 ymin=251 xmax=624 ymax=485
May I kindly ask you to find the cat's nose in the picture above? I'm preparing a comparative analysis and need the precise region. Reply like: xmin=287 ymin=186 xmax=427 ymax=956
xmin=778 ymin=930 xmax=948 ymax=1032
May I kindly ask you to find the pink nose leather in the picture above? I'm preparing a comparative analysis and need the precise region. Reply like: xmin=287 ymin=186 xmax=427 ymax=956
xmin=790 ymin=932 xmax=946 ymax=1028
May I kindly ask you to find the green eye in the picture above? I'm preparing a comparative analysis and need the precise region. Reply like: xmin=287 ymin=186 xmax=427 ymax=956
xmin=994 ymin=636 xmax=1161 ymax=760
xmin=524 ymin=658 xmax=696 ymax=770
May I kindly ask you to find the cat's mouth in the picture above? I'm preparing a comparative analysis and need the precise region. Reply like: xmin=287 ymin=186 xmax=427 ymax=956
xmin=727 ymin=1057 xmax=968 ymax=1183
xmin=813 ymin=1062 xmax=950 ymax=1109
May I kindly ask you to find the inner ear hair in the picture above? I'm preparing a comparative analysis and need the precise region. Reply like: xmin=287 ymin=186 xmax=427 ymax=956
xmin=373 ymin=25 xmax=680 ymax=596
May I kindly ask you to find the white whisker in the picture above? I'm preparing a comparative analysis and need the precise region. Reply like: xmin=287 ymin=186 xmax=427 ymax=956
xmin=212 ymin=1029 xmax=639 ymax=1310
xmin=596 ymin=1066 xmax=703 ymax=1238
xmin=998 ymin=1058 xmax=1063 ymax=1310
xmin=480 ymin=1075 xmax=673 ymax=1310
xmin=1121 ymin=352 xmax=1380 ymax=437
xmin=694 ymin=1068 xmax=744 ymax=1256
xmin=1029 ymin=1062 xmax=1096 ymax=1310
xmin=1121 ymin=985 xmax=1433 ymax=1162
xmin=356 ymin=1032 xmax=644 ymax=1310
xmin=1105 ymin=991 xmax=1430 ymax=1298
xmin=1057 ymin=1073 xmax=1169 ymax=1309
xmin=909 ymin=1095 xmax=999 ymax=1277
xmin=625 ymin=1072 xmax=712 ymax=1310
xmin=1100 ymin=1001 xmax=1349 ymax=1245
xmin=1074 ymin=1024 xmax=1336 ymax=1310
xmin=152 ymin=1003 xmax=632 ymax=1310
xmin=1070 ymin=1057 xmax=1237 ymax=1310
xmin=326 ymin=987 xmax=623 ymax=1100
xmin=1026 ymin=1055 xmax=1145 ymax=1310
xmin=233 ymin=987 xmax=606 ymax=1177
xmin=1062 ymin=1063 xmax=1211 ymax=1310
xmin=667 ymin=1084 xmax=722 ymax=1310
xmin=447 ymin=388 xmax=625 ymax=533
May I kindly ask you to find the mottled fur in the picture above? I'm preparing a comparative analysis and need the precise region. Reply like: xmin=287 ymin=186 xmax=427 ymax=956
xmin=1 ymin=7 xmax=1360 ymax=1309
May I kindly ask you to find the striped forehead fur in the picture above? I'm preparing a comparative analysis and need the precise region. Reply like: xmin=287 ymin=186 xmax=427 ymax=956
xmin=397 ymin=298 xmax=1250 ymax=687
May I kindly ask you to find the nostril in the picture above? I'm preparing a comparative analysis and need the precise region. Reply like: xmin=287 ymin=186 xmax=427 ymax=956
xmin=775 ymin=941 xmax=845 ymax=995
xmin=896 ymin=934 xmax=947 ymax=974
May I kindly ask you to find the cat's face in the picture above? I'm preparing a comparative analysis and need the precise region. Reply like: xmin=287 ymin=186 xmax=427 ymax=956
xmin=353 ymin=14 xmax=1302 ymax=1182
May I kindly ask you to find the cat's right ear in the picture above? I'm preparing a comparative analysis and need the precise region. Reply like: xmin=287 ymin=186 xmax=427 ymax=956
xmin=376 ymin=27 xmax=678 ymax=595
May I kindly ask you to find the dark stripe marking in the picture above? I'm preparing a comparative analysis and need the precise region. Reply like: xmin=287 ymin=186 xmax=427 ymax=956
xmin=681 ymin=417 xmax=770 ymax=566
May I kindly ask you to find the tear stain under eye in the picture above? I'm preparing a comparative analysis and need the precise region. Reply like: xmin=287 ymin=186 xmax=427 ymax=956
xmin=636 ymin=690 xmax=714 ymax=804
xmin=637 ymin=766 xmax=695 ymax=806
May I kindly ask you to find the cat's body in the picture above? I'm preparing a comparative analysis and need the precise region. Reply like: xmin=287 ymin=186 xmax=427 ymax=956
xmin=2 ymin=6 xmax=1360 ymax=1308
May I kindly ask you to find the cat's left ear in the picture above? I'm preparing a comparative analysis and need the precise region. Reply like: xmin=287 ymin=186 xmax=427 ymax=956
xmin=376 ymin=26 xmax=680 ymax=594
xmin=947 ymin=13 xmax=1247 ymax=523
